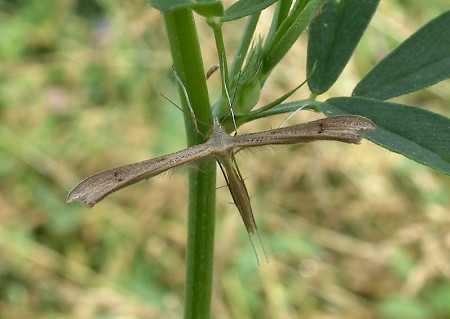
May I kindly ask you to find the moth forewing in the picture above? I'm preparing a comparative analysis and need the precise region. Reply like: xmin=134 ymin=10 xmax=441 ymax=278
xmin=67 ymin=143 xmax=214 ymax=207
xmin=232 ymin=115 xmax=375 ymax=148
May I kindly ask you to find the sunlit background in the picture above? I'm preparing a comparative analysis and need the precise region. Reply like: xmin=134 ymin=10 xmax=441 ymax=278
xmin=1 ymin=1 xmax=449 ymax=318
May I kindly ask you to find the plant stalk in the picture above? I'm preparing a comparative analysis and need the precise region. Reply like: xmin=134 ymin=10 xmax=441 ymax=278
xmin=164 ymin=9 xmax=216 ymax=319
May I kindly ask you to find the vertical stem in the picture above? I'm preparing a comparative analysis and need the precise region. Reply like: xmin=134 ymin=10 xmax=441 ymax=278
xmin=164 ymin=9 xmax=216 ymax=319
xmin=208 ymin=17 xmax=231 ymax=117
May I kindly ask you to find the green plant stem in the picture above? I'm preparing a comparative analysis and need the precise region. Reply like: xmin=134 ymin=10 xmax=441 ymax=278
xmin=164 ymin=9 xmax=216 ymax=319
xmin=207 ymin=17 xmax=230 ymax=117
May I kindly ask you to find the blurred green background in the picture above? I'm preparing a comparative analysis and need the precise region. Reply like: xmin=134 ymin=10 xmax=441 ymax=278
xmin=1 ymin=1 xmax=449 ymax=318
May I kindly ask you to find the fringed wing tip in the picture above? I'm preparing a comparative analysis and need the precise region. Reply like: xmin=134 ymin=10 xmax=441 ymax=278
xmin=66 ymin=189 xmax=96 ymax=208
xmin=354 ymin=117 xmax=376 ymax=143
xmin=353 ymin=132 xmax=373 ymax=145
xmin=354 ymin=132 xmax=369 ymax=144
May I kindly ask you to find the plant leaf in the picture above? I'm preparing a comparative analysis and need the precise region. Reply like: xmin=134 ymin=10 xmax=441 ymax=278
xmin=353 ymin=10 xmax=450 ymax=100
xmin=307 ymin=0 xmax=380 ymax=94
xmin=265 ymin=0 xmax=294 ymax=46
xmin=235 ymin=99 xmax=316 ymax=124
xmin=263 ymin=0 xmax=329 ymax=75
xmin=149 ymin=0 xmax=224 ymax=17
xmin=321 ymin=97 xmax=450 ymax=175
xmin=221 ymin=0 xmax=278 ymax=22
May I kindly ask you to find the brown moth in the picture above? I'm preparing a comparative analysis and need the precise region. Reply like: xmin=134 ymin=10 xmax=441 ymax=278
xmin=68 ymin=115 xmax=375 ymax=239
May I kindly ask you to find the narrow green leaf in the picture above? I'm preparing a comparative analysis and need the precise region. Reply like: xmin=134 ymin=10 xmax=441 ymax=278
xmin=247 ymin=99 xmax=315 ymax=121
xmin=149 ymin=0 xmax=224 ymax=17
xmin=321 ymin=97 xmax=450 ymax=175
xmin=353 ymin=11 xmax=450 ymax=100
xmin=266 ymin=0 xmax=294 ymax=45
xmin=263 ymin=0 xmax=329 ymax=75
xmin=221 ymin=0 xmax=278 ymax=22
xmin=307 ymin=0 xmax=380 ymax=94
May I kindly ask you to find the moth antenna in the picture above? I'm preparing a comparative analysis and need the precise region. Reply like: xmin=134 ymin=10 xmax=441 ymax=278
xmin=160 ymin=93 xmax=184 ymax=114
xmin=220 ymin=54 xmax=238 ymax=133
xmin=160 ymin=94 xmax=210 ymax=139
xmin=278 ymin=103 xmax=308 ymax=128
xmin=172 ymin=66 xmax=200 ymax=134
xmin=277 ymin=65 xmax=318 ymax=128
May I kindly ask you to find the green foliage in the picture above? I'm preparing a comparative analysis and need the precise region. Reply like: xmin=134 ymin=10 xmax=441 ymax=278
xmin=307 ymin=0 xmax=380 ymax=94
xmin=222 ymin=0 xmax=278 ymax=21
xmin=154 ymin=1 xmax=450 ymax=177
xmin=322 ymin=97 xmax=450 ymax=174
xmin=195 ymin=0 xmax=450 ymax=175
xmin=353 ymin=11 xmax=450 ymax=99
xmin=310 ymin=8 xmax=450 ymax=174
xmin=263 ymin=0 xmax=329 ymax=75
